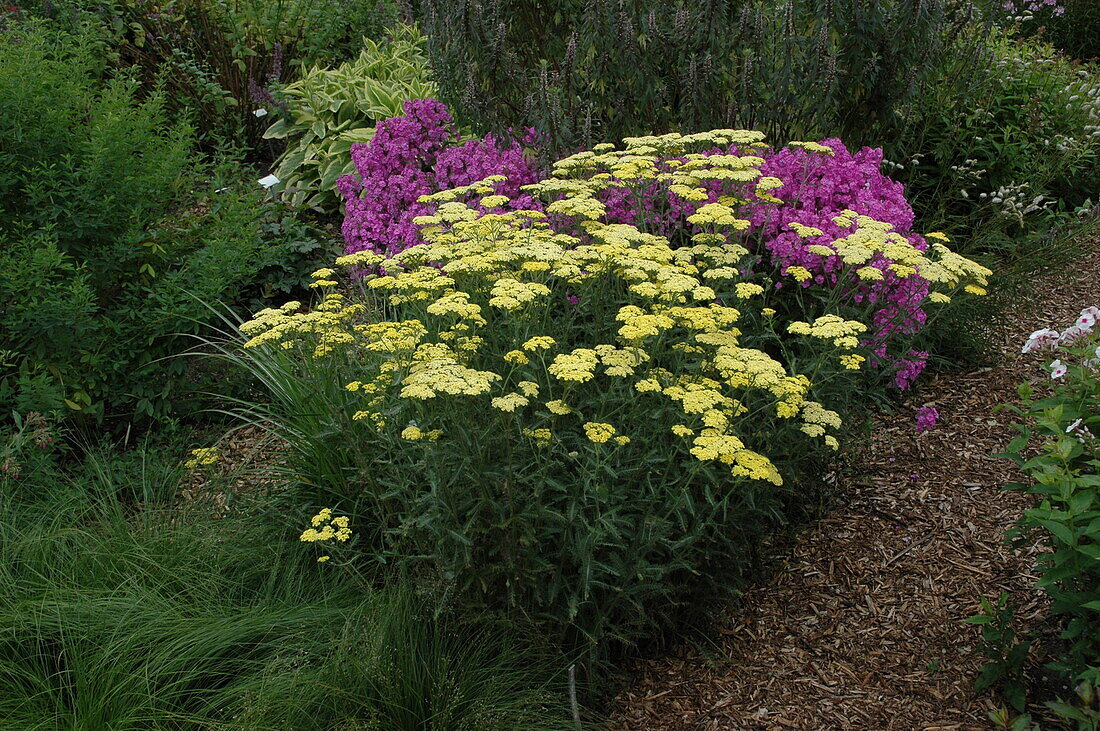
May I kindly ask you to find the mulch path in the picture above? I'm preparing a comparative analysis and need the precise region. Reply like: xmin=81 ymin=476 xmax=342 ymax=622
xmin=607 ymin=236 xmax=1100 ymax=730
xmin=176 ymin=425 xmax=288 ymax=516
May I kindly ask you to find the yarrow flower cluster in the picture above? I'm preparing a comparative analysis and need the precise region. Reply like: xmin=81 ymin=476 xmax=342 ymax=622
xmin=184 ymin=447 xmax=219 ymax=469
xmin=254 ymin=130 xmax=991 ymax=491
xmin=299 ymin=507 xmax=353 ymax=562
xmin=566 ymin=136 xmax=984 ymax=388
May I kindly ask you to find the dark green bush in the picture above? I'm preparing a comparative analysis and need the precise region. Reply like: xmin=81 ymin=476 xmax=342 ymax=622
xmin=20 ymin=0 xmax=405 ymax=154
xmin=418 ymin=0 xmax=958 ymax=154
xmin=0 ymin=21 xmax=339 ymax=423
xmin=1031 ymin=0 xmax=1100 ymax=61
xmin=880 ymin=28 xmax=1100 ymax=254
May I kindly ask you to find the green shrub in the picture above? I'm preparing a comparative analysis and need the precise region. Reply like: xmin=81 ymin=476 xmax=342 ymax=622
xmin=262 ymin=24 xmax=438 ymax=211
xmin=217 ymin=131 xmax=992 ymax=664
xmin=881 ymin=28 xmax=1100 ymax=256
xmin=418 ymin=0 xmax=959 ymax=154
xmin=0 ymin=21 xmax=341 ymax=422
xmin=1021 ymin=0 xmax=1100 ymax=61
xmin=20 ymin=0 xmax=406 ymax=153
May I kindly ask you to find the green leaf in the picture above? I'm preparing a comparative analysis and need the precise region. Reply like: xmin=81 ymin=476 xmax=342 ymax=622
xmin=1037 ymin=519 xmax=1076 ymax=546
xmin=262 ymin=118 xmax=290 ymax=139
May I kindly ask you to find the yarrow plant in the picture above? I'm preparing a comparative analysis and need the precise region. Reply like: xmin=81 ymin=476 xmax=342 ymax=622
xmin=238 ymin=130 xmax=991 ymax=659
xmin=299 ymin=507 xmax=353 ymax=563
xmin=998 ymin=303 xmax=1099 ymax=686
xmin=183 ymin=447 xmax=219 ymax=470
xmin=237 ymin=129 xmax=993 ymax=658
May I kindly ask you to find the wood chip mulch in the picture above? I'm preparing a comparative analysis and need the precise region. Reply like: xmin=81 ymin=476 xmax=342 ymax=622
xmin=607 ymin=237 xmax=1100 ymax=730
xmin=175 ymin=424 xmax=289 ymax=516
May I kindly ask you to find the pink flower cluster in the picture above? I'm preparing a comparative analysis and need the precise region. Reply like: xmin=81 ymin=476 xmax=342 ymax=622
xmin=915 ymin=406 xmax=939 ymax=434
xmin=751 ymin=141 xmax=934 ymax=388
xmin=339 ymin=98 xmax=540 ymax=258
xmin=1022 ymin=306 xmax=1100 ymax=355
xmin=595 ymin=139 xmax=936 ymax=388
xmin=1021 ymin=306 xmax=1100 ymax=379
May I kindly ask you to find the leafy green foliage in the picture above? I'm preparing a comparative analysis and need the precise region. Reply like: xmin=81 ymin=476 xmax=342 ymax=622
xmin=21 ymin=0 xmax=406 ymax=153
xmin=0 ymin=21 xmax=340 ymax=423
xmin=881 ymin=28 xmax=1100 ymax=255
xmin=967 ymin=593 xmax=1032 ymax=712
xmin=419 ymin=0 xmax=958 ymax=155
xmin=263 ymin=24 xmax=437 ymax=211
xmin=0 ymin=427 xmax=576 ymax=729
xmin=999 ymin=383 xmax=1100 ymax=678
xmin=992 ymin=314 xmax=1100 ymax=709
xmin=1030 ymin=0 xmax=1100 ymax=61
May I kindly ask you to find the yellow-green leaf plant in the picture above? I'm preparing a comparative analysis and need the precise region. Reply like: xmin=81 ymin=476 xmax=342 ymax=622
xmin=262 ymin=24 xmax=436 ymax=211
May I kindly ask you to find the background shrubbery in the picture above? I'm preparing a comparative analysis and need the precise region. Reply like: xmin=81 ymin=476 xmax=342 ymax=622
xmin=0 ymin=21 xmax=338 ymax=422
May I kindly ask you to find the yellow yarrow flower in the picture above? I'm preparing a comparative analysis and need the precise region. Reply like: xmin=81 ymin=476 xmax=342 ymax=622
xmin=522 ymin=336 xmax=556 ymax=351
xmin=504 ymin=350 xmax=530 ymax=365
xmin=786 ymin=266 xmax=812 ymax=283
xmin=491 ymin=392 xmax=529 ymax=412
xmin=735 ymin=282 xmax=764 ymax=299
xmin=184 ymin=447 xmax=218 ymax=469
xmin=583 ymin=422 xmax=617 ymax=444
xmin=546 ymin=399 xmax=572 ymax=415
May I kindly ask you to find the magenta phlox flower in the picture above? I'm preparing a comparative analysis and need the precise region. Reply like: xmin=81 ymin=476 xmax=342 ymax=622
xmin=915 ymin=406 xmax=939 ymax=433
xmin=340 ymin=98 xmax=542 ymax=258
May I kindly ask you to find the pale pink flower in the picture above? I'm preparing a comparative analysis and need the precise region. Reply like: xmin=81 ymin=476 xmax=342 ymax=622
xmin=1022 ymin=328 xmax=1059 ymax=353
xmin=1050 ymin=359 xmax=1068 ymax=378
xmin=1059 ymin=326 xmax=1086 ymax=346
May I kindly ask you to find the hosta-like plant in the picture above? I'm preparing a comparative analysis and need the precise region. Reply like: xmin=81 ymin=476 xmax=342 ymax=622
xmin=262 ymin=25 xmax=436 ymax=211
xmin=230 ymin=130 xmax=990 ymax=660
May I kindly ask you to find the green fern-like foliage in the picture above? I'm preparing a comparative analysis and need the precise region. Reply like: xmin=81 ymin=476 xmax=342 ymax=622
xmin=263 ymin=25 xmax=437 ymax=212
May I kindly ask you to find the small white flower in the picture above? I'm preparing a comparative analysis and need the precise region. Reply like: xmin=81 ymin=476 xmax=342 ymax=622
xmin=253 ymin=108 xmax=268 ymax=118
xmin=1050 ymin=359 xmax=1068 ymax=379
xmin=1077 ymin=311 xmax=1096 ymax=331
xmin=258 ymin=174 xmax=280 ymax=189
xmin=1066 ymin=418 xmax=1083 ymax=433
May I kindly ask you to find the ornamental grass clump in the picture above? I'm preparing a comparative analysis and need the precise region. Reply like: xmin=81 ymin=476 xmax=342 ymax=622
xmin=233 ymin=129 xmax=991 ymax=661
